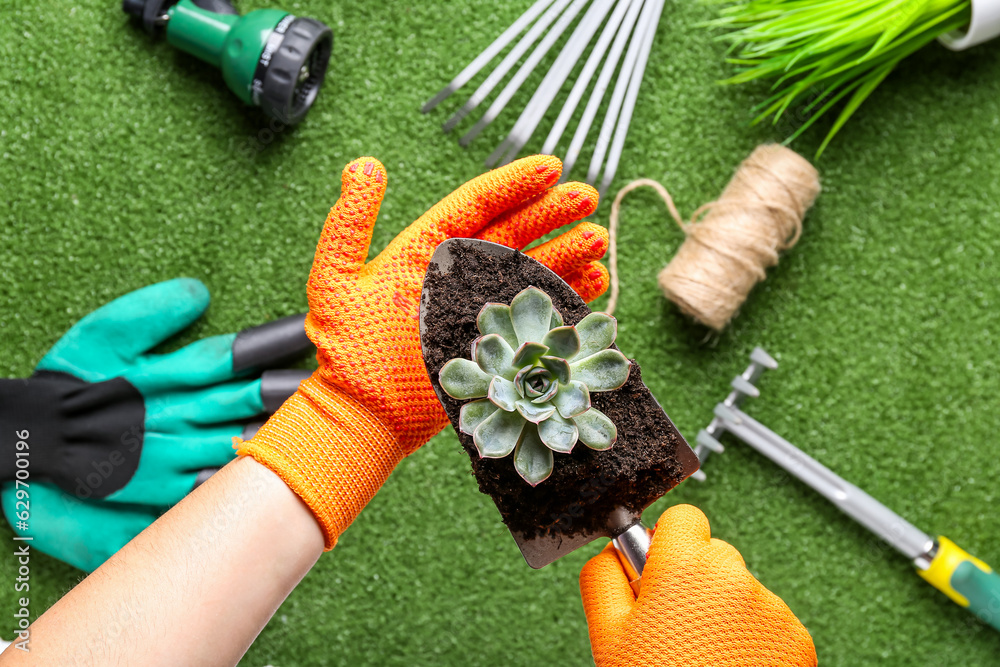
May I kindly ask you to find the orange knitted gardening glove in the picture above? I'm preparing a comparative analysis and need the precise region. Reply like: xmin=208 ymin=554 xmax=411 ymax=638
xmin=238 ymin=155 xmax=609 ymax=548
xmin=580 ymin=504 xmax=817 ymax=667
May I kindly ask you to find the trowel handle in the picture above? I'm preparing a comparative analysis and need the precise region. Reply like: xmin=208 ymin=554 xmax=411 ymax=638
xmin=613 ymin=523 xmax=652 ymax=595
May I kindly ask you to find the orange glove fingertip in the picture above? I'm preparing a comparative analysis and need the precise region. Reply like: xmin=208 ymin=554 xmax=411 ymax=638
xmin=311 ymin=156 xmax=389 ymax=283
xmin=476 ymin=181 xmax=600 ymax=249
xmin=342 ymin=156 xmax=387 ymax=183
xmin=652 ymin=504 xmax=713 ymax=548
xmin=564 ymin=182 xmax=600 ymax=217
xmin=564 ymin=262 xmax=609 ymax=303
xmin=423 ymin=155 xmax=564 ymax=239
xmin=526 ymin=222 xmax=609 ymax=275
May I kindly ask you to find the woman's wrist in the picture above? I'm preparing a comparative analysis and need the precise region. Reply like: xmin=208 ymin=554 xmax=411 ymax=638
xmin=236 ymin=375 xmax=404 ymax=549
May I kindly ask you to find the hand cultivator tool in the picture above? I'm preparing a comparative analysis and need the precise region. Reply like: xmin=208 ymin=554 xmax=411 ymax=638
xmin=423 ymin=0 xmax=664 ymax=196
xmin=695 ymin=348 xmax=1000 ymax=632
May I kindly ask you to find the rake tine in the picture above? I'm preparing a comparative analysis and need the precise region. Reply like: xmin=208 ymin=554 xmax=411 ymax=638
xmin=489 ymin=0 xmax=612 ymax=166
xmin=598 ymin=0 xmax=663 ymax=197
xmin=486 ymin=0 xmax=617 ymax=168
xmin=422 ymin=0 xmax=557 ymax=114
xmin=561 ymin=0 xmax=645 ymax=181
xmin=542 ymin=0 xmax=634 ymax=157
xmin=586 ymin=0 xmax=658 ymax=186
xmin=459 ymin=0 xmax=591 ymax=147
xmin=443 ymin=0 xmax=573 ymax=133
xmin=690 ymin=347 xmax=777 ymax=482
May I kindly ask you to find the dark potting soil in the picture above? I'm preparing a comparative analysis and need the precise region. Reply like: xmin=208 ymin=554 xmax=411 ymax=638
xmin=421 ymin=242 xmax=700 ymax=540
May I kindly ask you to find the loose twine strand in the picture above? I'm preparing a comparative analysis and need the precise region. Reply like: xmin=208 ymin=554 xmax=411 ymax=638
xmin=605 ymin=144 xmax=820 ymax=330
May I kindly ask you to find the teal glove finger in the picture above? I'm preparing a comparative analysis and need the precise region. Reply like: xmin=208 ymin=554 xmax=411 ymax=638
xmin=145 ymin=379 xmax=266 ymax=434
xmin=105 ymin=431 xmax=240 ymax=504
xmin=101 ymin=380 xmax=264 ymax=505
xmin=1 ymin=481 xmax=161 ymax=573
xmin=126 ymin=333 xmax=241 ymax=395
xmin=126 ymin=314 xmax=314 ymax=393
xmin=37 ymin=278 xmax=211 ymax=382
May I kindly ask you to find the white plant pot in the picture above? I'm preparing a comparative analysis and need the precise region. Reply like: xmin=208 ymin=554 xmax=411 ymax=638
xmin=939 ymin=0 xmax=1000 ymax=50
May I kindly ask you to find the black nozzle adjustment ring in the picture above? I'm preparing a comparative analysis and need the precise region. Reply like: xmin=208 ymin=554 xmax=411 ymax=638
xmin=252 ymin=16 xmax=334 ymax=125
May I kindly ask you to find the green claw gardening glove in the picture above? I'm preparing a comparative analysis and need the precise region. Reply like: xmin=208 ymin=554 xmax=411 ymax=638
xmin=1 ymin=278 xmax=313 ymax=571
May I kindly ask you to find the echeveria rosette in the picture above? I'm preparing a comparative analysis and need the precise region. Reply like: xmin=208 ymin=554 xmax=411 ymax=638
xmin=438 ymin=286 xmax=630 ymax=486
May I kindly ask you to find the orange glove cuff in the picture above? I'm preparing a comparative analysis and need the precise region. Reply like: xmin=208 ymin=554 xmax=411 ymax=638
xmin=235 ymin=374 xmax=403 ymax=550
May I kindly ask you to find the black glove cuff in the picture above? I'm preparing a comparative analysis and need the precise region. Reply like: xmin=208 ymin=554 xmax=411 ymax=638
xmin=0 ymin=372 xmax=144 ymax=499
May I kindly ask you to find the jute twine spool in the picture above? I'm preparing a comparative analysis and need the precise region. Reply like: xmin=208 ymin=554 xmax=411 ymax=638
xmin=605 ymin=144 xmax=820 ymax=330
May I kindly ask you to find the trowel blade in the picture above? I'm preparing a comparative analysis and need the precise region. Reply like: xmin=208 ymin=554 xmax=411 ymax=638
xmin=419 ymin=239 xmax=698 ymax=569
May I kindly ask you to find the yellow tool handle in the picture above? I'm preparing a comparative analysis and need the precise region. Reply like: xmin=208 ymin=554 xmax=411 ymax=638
xmin=918 ymin=536 xmax=1000 ymax=631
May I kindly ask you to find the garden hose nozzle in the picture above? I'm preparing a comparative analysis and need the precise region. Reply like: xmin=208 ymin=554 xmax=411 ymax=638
xmin=123 ymin=0 xmax=333 ymax=124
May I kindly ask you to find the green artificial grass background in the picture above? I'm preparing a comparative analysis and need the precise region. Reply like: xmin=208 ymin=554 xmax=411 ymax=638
xmin=3 ymin=0 xmax=1000 ymax=664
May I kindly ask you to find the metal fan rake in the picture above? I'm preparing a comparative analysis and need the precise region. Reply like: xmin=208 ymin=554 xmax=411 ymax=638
xmin=422 ymin=0 xmax=665 ymax=196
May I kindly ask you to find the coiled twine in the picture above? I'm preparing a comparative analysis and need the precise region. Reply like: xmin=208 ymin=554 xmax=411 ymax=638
xmin=606 ymin=144 xmax=820 ymax=330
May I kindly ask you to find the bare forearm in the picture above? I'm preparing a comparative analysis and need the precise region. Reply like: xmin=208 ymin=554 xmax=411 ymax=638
xmin=1 ymin=457 xmax=324 ymax=666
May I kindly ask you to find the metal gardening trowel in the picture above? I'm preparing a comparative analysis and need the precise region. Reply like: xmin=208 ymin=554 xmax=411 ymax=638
xmin=419 ymin=239 xmax=700 ymax=589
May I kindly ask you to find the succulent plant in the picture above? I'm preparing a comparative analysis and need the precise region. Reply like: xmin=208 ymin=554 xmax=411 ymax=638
xmin=438 ymin=286 xmax=631 ymax=486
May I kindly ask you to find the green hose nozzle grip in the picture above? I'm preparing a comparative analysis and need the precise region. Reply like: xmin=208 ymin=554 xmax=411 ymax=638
xmin=123 ymin=0 xmax=332 ymax=124
xmin=918 ymin=536 xmax=1000 ymax=631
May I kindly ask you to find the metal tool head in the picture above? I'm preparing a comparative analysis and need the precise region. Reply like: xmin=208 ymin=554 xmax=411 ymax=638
xmin=690 ymin=347 xmax=777 ymax=481
xmin=423 ymin=0 xmax=663 ymax=191
xmin=419 ymin=238 xmax=699 ymax=568
xmin=694 ymin=348 xmax=937 ymax=565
